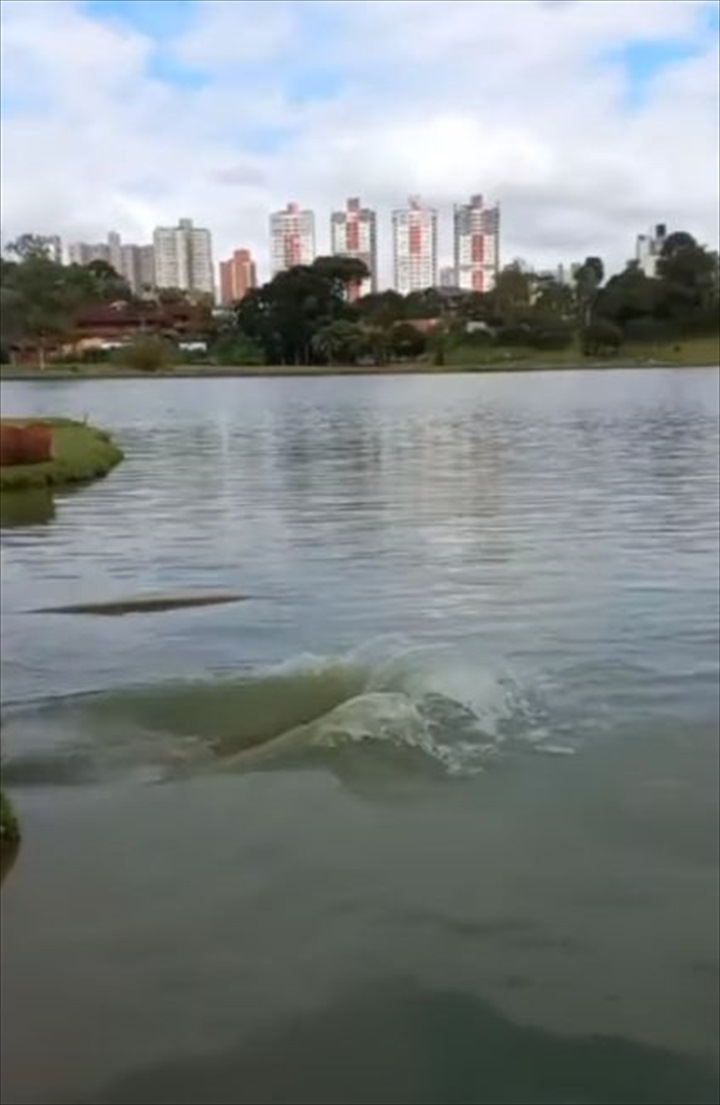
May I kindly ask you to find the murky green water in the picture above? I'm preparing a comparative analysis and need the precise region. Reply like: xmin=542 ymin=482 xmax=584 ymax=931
xmin=1 ymin=370 xmax=718 ymax=1104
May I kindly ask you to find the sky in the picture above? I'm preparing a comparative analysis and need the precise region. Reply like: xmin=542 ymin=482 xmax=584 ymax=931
xmin=1 ymin=0 xmax=718 ymax=285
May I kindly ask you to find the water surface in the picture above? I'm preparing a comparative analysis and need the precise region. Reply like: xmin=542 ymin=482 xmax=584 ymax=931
xmin=1 ymin=370 xmax=718 ymax=1104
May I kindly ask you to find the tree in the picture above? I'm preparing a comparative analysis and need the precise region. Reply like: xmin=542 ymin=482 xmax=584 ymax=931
xmin=84 ymin=259 xmax=132 ymax=302
xmin=582 ymin=318 xmax=622 ymax=357
xmin=0 ymin=286 xmax=27 ymax=351
xmin=311 ymin=256 xmax=370 ymax=301
xmin=574 ymin=256 xmax=605 ymax=326
xmin=656 ymin=240 xmax=718 ymax=312
xmin=493 ymin=264 xmax=532 ymax=314
xmin=660 ymin=231 xmax=697 ymax=258
xmin=532 ymin=278 xmax=574 ymax=317
xmin=355 ymin=290 xmax=406 ymax=329
xmin=595 ymin=265 xmax=661 ymax=327
xmin=390 ymin=322 xmax=427 ymax=360
xmin=232 ymin=263 xmax=351 ymax=366
xmin=5 ymin=234 xmax=56 ymax=261
xmin=0 ymin=253 xmax=79 ymax=367
xmin=312 ymin=320 xmax=368 ymax=365
xmin=404 ymin=287 xmax=445 ymax=319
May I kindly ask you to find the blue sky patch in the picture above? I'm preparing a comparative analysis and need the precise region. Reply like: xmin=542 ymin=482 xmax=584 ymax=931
xmin=82 ymin=0 xmax=197 ymax=38
xmin=599 ymin=1 xmax=719 ymax=108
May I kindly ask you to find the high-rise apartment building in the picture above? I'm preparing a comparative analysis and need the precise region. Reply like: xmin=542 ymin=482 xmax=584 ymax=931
xmin=139 ymin=245 xmax=156 ymax=292
xmin=330 ymin=197 xmax=377 ymax=298
xmin=108 ymin=231 xmax=123 ymax=277
xmin=439 ymin=266 xmax=457 ymax=288
xmin=153 ymin=218 xmax=214 ymax=297
xmin=118 ymin=244 xmax=149 ymax=295
xmin=68 ymin=240 xmax=111 ymax=266
xmin=392 ymin=196 xmax=438 ymax=295
xmin=219 ymin=248 xmax=257 ymax=306
xmin=635 ymin=223 xmax=667 ymax=277
xmin=454 ymin=194 xmax=500 ymax=294
xmin=68 ymin=233 xmax=156 ymax=294
xmin=270 ymin=203 xmax=315 ymax=275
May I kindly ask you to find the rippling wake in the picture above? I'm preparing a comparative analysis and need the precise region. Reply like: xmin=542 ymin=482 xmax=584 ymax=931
xmin=1 ymin=638 xmax=566 ymax=788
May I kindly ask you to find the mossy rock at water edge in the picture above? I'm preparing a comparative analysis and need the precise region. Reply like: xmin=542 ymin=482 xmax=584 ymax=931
xmin=0 ymin=418 xmax=123 ymax=491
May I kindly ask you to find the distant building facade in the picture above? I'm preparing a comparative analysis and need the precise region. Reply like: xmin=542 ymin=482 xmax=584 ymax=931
xmin=270 ymin=203 xmax=315 ymax=275
xmin=453 ymin=194 xmax=500 ymax=294
xmin=68 ymin=240 xmax=111 ymax=266
xmin=153 ymin=218 xmax=214 ymax=297
xmin=219 ymin=248 xmax=257 ymax=306
xmin=439 ymin=266 xmax=457 ymax=288
xmin=67 ymin=232 xmax=156 ymax=295
xmin=138 ymin=245 xmax=156 ymax=292
xmin=392 ymin=196 xmax=438 ymax=295
xmin=635 ymin=223 xmax=667 ymax=277
xmin=330 ymin=197 xmax=377 ymax=298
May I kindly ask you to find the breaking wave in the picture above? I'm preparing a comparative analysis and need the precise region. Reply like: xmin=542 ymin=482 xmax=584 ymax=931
xmin=1 ymin=638 xmax=566 ymax=788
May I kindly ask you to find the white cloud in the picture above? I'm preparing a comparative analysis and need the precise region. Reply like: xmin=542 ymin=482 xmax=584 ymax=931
xmin=172 ymin=0 xmax=298 ymax=69
xmin=1 ymin=0 xmax=718 ymax=285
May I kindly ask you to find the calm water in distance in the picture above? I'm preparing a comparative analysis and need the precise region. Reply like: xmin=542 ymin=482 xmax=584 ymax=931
xmin=1 ymin=369 xmax=719 ymax=1104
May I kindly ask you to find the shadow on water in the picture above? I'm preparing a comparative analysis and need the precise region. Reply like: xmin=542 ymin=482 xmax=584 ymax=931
xmin=0 ymin=488 xmax=55 ymax=527
xmin=0 ymin=842 xmax=20 ymax=885
xmin=76 ymin=981 xmax=719 ymax=1105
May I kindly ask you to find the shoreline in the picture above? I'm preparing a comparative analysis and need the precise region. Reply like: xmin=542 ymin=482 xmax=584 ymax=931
xmin=1 ymin=358 xmax=718 ymax=381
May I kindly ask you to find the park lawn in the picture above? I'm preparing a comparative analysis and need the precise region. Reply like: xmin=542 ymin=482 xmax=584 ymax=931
xmin=445 ymin=333 xmax=720 ymax=369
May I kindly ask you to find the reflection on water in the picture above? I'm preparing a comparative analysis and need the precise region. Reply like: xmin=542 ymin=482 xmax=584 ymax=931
xmin=0 ymin=370 xmax=718 ymax=1105
xmin=0 ymin=488 xmax=55 ymax=527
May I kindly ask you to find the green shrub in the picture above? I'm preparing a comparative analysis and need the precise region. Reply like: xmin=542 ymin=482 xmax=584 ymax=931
xmin=496 ymin=324 xmax=534 ymax=347
xmin=111 ymin=336 xmax=178 ymax=372
xmin=390 ymin=322 xmax=427 ymax=359
xmin=210 ymin=333 xmax=265 ymax=366
xmin=529 ymin=326 xmax=575 ymax=351
xmin=582 ymin=319 xmax=623 ymax=356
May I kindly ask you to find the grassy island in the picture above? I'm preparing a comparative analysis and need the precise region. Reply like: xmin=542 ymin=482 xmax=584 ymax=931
xmin=0 ymin=418 xmax=123 ymax=491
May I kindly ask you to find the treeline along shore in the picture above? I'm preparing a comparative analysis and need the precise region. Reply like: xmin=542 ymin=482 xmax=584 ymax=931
xmin=1 ymin=230 xmax=718 ymax=374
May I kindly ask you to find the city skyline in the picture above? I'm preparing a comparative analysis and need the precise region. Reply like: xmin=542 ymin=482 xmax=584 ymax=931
xmin=26 ymin=199 xmax=691 ymax=303
xmin=49 ymin=193 xmax=502 ymax=299
xmin=1 ymin=1 xmax=717 ymax=294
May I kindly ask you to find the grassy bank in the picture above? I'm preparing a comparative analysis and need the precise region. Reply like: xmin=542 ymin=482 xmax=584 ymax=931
xmin=0 ymin=418 xmax=123 ymax=491
xmin=443 ymin=334 xmax=720 ymax=370
xmin=1 ymin=334 xmax=718 ymax=379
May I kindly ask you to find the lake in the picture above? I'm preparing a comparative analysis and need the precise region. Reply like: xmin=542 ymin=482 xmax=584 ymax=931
xmin=1 ymin=369 xmax=718 ymax=1105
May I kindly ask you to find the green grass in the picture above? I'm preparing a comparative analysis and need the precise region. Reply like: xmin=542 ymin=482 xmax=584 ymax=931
xmin=0 ymin=418 xmax=123 ymax=491
xmin=1 ymin=334 xmax=718 ymax=378
xmin=445 ymin=334 xmax=720 ymax=369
